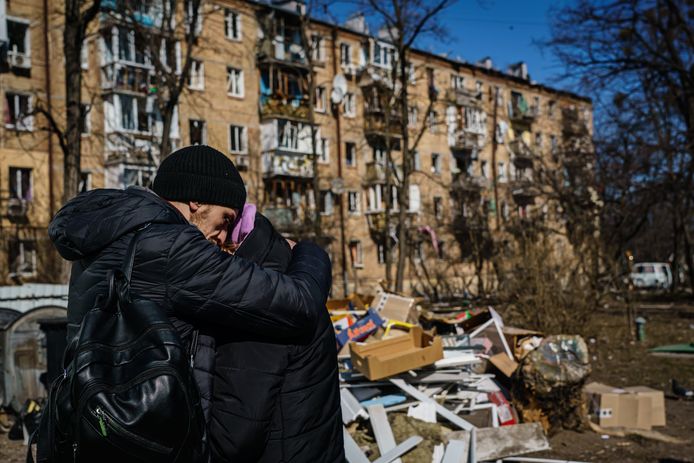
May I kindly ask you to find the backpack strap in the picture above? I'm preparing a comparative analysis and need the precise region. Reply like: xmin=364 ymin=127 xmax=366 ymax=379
xmin=122 ymin=223 xmax=151 ymax=281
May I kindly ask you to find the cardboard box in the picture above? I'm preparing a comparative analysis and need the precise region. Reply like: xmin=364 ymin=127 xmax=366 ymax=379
xmin=335 ymin=309 xmax=384 ymax=348
xmin=584 ymin=382 xmax=663 ymax=430
xmin=623 ymin=386 xmax=666 ymax=427
xmin=503 ymin=327 xmax=543 ymax=360
xmin=489 ymin=352 xmax=519 ymax=378
xmin=350 ymin=326 xmax=443 ymax=380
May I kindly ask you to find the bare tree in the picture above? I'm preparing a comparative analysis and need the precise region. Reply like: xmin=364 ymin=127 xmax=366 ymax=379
xmin=355 ymin=0 xmax=455 ymax=292
xmin=63 ymin=0 xmax=102 ymax=203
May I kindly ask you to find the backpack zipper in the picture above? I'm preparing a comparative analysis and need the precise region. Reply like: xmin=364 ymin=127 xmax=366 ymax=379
xmin=92 ymin=406 xmax=173 ymax=454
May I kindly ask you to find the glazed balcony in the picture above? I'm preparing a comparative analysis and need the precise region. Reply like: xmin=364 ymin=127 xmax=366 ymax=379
xmin=262 ymin=152 xmax=314 ymax=178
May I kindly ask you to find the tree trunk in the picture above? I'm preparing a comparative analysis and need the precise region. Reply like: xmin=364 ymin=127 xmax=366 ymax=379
xmin=395 ymin=50 xmax=411 ymax=293
xmin=62 ymin=3 xmax=84 ymax=204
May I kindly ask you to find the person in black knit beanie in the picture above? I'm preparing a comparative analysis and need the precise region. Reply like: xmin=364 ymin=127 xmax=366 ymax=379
xmin=152 ymin=144 xmax=246 ymax=246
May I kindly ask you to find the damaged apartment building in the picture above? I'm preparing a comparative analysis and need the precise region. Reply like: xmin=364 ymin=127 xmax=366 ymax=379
xmin=0 ymin=0 xmax=593 ymax=295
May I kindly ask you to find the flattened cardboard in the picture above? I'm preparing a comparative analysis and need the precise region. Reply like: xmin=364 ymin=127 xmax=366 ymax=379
xmin=584 ymin=382 xmax=655 ymax=430
xmin=372 ymin=292 xmax=416 ymax=323
xmin=350 ymin=326 xmax=443 ymax=380
xmin=489 ymin=352 xmax=519 ymax=378
xmin=624 ymin=386 xmax=666 ymax=427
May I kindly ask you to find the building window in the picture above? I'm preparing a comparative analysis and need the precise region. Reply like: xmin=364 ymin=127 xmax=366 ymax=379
xmin=224 ymin=9 xmax=241 ymax=40
xmin=434 ymin=196 xmax=443 ymax=221
xmin=114 ymin=94 xmax=149 ymax=132
xmin=551 ymin=135 xmax=558 ymax=155
xmin=427 ymin=110 xmax=438 ymax=133
xmin=79 ymin=172 xmax=92 ymax=193
xmin=373 ymin=147 xmax=386 ymax=165
xmin=344 ymin=93 xmax=356 ymax=117
xmin=348 ymin=191 xmax=360 ymax=214
xmin=431 ymin=153 xmax=441 ymax=175
xmin=408 ymin=184 xmax=421 ymax=212
xmin=188 ymin=59 xmax=205 ymax=90
xmin=450 ymin=74 xmax=464 ymax=90
xmin=320 ymin=190 xmax=333 ymax=215
xmin=9 ymin=240 xmax=37 ymax=276
xmin=7 ymin=18 xmax=31 ymax=69
xmin=4 ymin=92 xmax=33 ymax=130
xmin=533 ymin=96 xmax=540 ymax=114
xmin=319 ymin=137 xmax=330 ymax=163
xmin=229 ymin=125 xmax=247 ymax=153
xmin=413 ymin=150 xmax=421 ymax=171
xmin=481 ymin=160 xmax=489 ymax=178
xmin=408 ymin=106 xmax=418 ymax=128
xmin=349 ymin=240 xmax=363 ymax=268
xmin=475 ymin=80 xmax=483 ymax=95
xmin=548 ymin=100 xmax=556 ymax=118
xmin=437 ymin=241 xmax=446 ymax=260
xmin=124 ymin=166 xmax=155 ymax=187
xmin=373 ymin=41 xmax=395 ymax=69
xmin=340 ymin=43 xmax=352 ymax=67
xmin=279 ymin=122 xmax=299 ymax=150
xmin=315 ymin=86 xmax=326 ymax=112
xmin=185 ymin=0 xmax=202 ymax=36
xmin=9 ymin=167 xmax=32 ymax=201
xmin=535 ymin=132 xmax=543 ymax=149
xmin=345 ymin=142 xmax=356 ymax=167
xmin=80 ymin=104 xmax=91 ymax=135
xmin=498 ymin=161 xmax=507 ymax=182
xmin=189 ymin=119 xmax=206 ymax=145
xmin=226 ymin=67 xmax=244 ymax=97
xmin=311 ymin=34 xmax=325 ymax=62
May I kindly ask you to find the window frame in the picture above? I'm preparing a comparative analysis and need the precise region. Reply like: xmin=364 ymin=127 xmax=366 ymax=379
xmin=224 ymin=8 xmax=242 ymax=41
xmin=187 ymin=59 xmax=205 ymax=90
xmin=226 ymin=66 xmax=244 ymax=98
xmin=229 ymin=124 xmax=247 ymax=154
xmin=189 ymin=119 xmax=207 ymax=145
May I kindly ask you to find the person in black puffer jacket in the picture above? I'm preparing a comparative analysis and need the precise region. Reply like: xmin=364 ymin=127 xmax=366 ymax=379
xmin=48 ymin=145 xmax=332 ymax=424
xmin=208 ymin=212 xmax=344 ymax=463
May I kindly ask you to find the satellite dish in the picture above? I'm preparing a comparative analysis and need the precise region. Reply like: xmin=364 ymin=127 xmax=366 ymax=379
xmin=331 ymin=74 xmax=348 ymax=104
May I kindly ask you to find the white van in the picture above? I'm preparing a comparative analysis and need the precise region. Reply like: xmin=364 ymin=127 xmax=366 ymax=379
xmin=630 ymin=262 xmax=673 ymax=289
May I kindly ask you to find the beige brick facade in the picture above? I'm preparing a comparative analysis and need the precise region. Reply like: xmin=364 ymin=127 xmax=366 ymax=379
xmin=0 ymin=0 xmax=592 ymax=295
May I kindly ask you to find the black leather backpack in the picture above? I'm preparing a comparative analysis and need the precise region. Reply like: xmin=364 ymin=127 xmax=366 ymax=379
xmin=30 ymin=227 xmax=207 ymax=463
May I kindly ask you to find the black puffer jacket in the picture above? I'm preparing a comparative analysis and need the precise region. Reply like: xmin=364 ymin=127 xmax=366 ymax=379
xmin=48 ymin=187 xmax=332 ymax=419
xmin=209 ymin=213 xmax=344 ymax=463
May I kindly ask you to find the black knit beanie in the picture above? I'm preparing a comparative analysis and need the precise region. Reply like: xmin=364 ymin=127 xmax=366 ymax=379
xmin=152 ymin=145 xmax=246 ymax=210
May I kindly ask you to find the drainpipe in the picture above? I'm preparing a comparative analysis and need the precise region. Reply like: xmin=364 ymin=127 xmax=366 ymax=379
xmin=43 ymin=0 xmax=55 ymax=217
xmin=490 ymin=86 xmax=500 ymax=229
xmin=331 ymin=26 xmax=348 ymax=297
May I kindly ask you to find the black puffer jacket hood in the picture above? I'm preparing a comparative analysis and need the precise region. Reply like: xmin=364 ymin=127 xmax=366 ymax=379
xmin=50 ymin=187 xmax=183 ymax=261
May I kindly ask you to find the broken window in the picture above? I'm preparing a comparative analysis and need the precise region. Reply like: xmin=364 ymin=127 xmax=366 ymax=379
xmin=9 ymin=167 xmax=32 ymax=201
xmin=319 ymin=190 xmax=333 ymax=215
xmin=229 ymin=124 xmax=246 ymax=153
xmin=188 ymin=59 xmax=204 ymax=89
xmin=227 ymin=67 xmax=244 ymax=97
xmin=189 ymin=119 xmax=206 ymax=145
xmin=340 ymin=43 xmax=352 ymax=67
xmin=9 ymin=240 xmax=37 ymax=276
xmin=431 ymin=153 xmax=441 ymax=175
xmin=123 ymin=166 xmax=155 ymax=187
xmin=344 ymin=93 xmax=356 ymax=117
xmin=348 ymin=191 xmax=360 ymax=213
xmin=349 ymin=240 xmax=363 ymax=268
xmin=315 ymin=86 xmax=326 ymax=112
xmin=345 ymin=142 xmax=356 ymax=167
xmin=4 ymin=92 xmax=33 ymax=130
xmin=7 ymin=18 xmax=30 ymax=68
xmin=224 ymin=9 xmax=241 ymax=40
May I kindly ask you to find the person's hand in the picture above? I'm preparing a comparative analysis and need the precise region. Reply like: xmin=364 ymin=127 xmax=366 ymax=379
xmin=286 ymin=239 xmax=297 ymax=249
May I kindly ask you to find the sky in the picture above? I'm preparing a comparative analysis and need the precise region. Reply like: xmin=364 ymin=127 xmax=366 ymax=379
xmin=323 ymin=0 xmax=582 ymax=95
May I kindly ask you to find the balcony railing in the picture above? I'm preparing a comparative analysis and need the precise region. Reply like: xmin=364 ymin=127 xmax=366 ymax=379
xmin=101 ymin=61 xmax=153 ymax=93
xmin=510 ymin=178 xmax=539 ymax=204
xmin=452 ymin=174 xmax=489 ymax=195
xmin=450 ymin=129 xmax=483 ymax=151
xmin=508 ymin=138 xmax=535 ymax=168
xmin=509 ymin=103 xmax=538 ymax=125
xmin=364 ymin=111 xmax=402 ymax=138
xmin=263 ymin=152 xmax=314 ymax=178
xmin=259 ymin=95 xmax=311 ymax=121
xmin=445 ymin=88 xmax=482 ymax=107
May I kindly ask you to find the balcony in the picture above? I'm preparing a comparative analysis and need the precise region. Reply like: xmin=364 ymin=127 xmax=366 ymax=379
xmin=509 ymin=102 xmax=538 ymax=129
xmin=259 ymin=94 xmax=311 ymax=122
xmin=452 ymin=174 xmax=489 ymax=195
xmin=364 ymin=162 xmax=402 ymax=185
xmin=364 ymin=111 xmax=402 ymax=140
xmin=262 ymin=152 xmax=314 ymax=178
xmin=562 ymin=107 xmax=589 ymax=137
xmin=101 ymin=62 xmax=153 ymax=94
xmin=508 ymin=138 xmax=535 ymax=168
xmin=510 ymin=179 xmax=539 ymax=205
xmin=450 ymin=129 xmax=484 ymax=151
xmin=262 ymin=206 xmax=314 ymax=236
xmin=445 ymin=88 xmax=482 ymax=107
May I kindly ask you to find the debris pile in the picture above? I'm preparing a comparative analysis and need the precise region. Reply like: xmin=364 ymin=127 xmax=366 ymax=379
xmin=332 ymin=289 xmax=594 ymax=462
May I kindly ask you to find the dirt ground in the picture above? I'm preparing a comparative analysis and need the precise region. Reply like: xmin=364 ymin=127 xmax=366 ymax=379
xmin=1 ymin=300 xmax=693 ymax=462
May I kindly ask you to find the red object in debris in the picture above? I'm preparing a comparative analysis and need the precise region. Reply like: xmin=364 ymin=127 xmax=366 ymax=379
xmin=488 ymin=391 xmax=518 ymax=426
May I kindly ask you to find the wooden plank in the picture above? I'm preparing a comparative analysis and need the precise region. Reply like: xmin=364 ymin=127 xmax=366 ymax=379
xmin=372 ymin=436 xmax=423 ymax=463
xmin=343 ymin=427 xmax=370 ymax=463
xmin=367 ymin=404 xmax=401 ymax=463
xmin=390 ymin=379 xmax=475 ymax=431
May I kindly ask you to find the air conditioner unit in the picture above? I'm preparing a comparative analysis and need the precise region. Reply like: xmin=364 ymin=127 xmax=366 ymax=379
xmin=9 ymin=52 xmax=31 ymax=69
xmin=7 ymin=198 xmax=28 ymax=218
